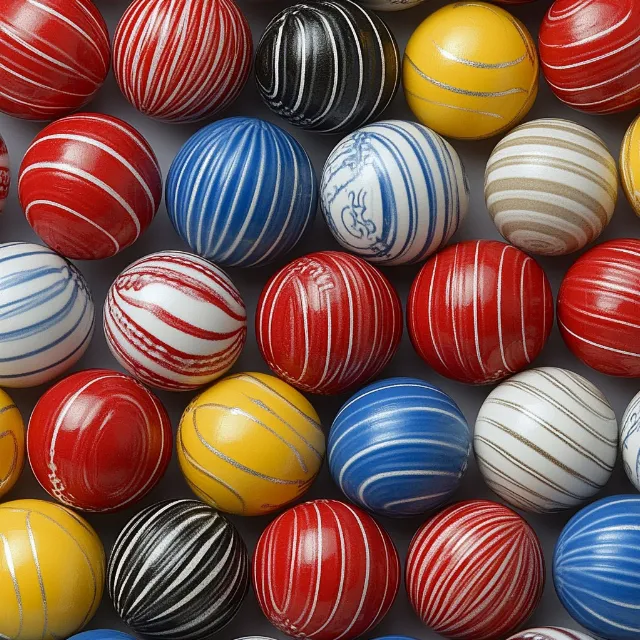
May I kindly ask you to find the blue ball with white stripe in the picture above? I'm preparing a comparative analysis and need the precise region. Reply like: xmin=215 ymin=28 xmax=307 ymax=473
xmin=69 ymin=632 xmax=136 ymax=640
xmin=553 ymin=495 xmax=640 ymax=640
xmin=320 ymin=119 xmax=469 ymax=266
xmin=328 ymin=377 xmax=471 ymax=517
xmin=166 ymin=117 xmax=317 ymax=268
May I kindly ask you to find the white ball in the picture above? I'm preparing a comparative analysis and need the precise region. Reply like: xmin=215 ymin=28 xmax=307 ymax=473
xmin=621 ymin=391 xmax=640 ymax=492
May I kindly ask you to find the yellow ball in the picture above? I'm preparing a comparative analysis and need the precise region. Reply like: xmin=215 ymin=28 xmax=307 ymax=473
xmin=621 ymin=115 xmax=640 ymax=216
xmin=0 ymin=499 xmax=105 ymax=640
xmin=178 ymin=372 xmax=325 ymax=516
xmin=0 ymin=389 xmax=24 ymax=499
xmin=403 ymin=2 xmax=539 ymax=140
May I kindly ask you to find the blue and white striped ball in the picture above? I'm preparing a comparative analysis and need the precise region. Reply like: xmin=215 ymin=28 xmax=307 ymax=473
xmin=69 ymin=632 xmax=136 ymax=640
xmin=0 ymin=242 xmax=94 ymax=388
xmin=328 ymin=377 xmax=471 ymax=517
xmin=553 ymin=495 xmax=640 ymax=640
xmin=166 ymin=117 xmax=317 ymax=268
xmin=320 ymin=120 xmax=469 ymax=265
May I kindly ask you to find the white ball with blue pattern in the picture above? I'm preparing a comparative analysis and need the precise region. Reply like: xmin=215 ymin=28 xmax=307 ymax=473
xmin=621 ymin=391 xmax=640 ymax=492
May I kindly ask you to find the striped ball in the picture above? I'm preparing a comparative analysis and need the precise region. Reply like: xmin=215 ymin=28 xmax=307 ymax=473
xmin=553 ymin=495 xmax=640 ymax=640
xmin=328 ymin=377 xmax=471 ymax=517
xmin=621 ymin=391 xmax=640 ymax=492
xmin=19 ymin=113 xmax=162 ymax=260
xmin=620 ymin=115 xmax=640 ymax=217
xmin=0 ymin=134 xmax=8 ymax=213
xmin=321 ymin=120 xmax=469 ymax=265
xmin=113 ymin=0 xmax=252 ymax=123
xmin=104 ymin=251 xmax=246 ymax=392
xmin=485 ymin=119 xmax=618 ymax=256
xmin=406 ymin=500 xmax=545 ymax=640
xmin=253 ymin=499 xmax=400 ymax=640
xmin=0 ymin=242 xmax=94 ymax=388
xmin=166 ymin=117 xmax=317 ymax=267
xmin=0 ymin=388 xmax=24 ymax=499
xmin=475 ymin=367 xmax=618 ymax=513
xmin=70 ymin=633 xmax=136 ymax=640
xmin=255 ymin=0 xmax=399 ymax=134
xmin=357 ymin=0 xmax=425 ymax=10
xmin=108 ymin=499 xmax=249 ymax=640
xmin=507 ymin=629 xmax=596 ymax=640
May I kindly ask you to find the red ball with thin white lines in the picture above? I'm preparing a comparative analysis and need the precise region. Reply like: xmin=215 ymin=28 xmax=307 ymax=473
xmin=253 ymin=499 xmax=400 ymax=640
xmin=256 ymin=251 xmax=402 ymax=395
xmin=18 ymin=113 xmax=162 ymax=260
xmin=408 ymin=240 xmax=553 ymax=385
xmin=406 ymin=500 xmax=545 ymax=640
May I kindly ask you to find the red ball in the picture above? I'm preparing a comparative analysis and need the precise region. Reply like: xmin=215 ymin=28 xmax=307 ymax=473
xmin=539 ymin=0 xmax=640 ymax=114
xmin=256 ymin=251 xmax=402 ymax=395
xmin=406 ymin=500 xmax=545 ymax=640
xmin=253 ymin=499 xmax=400 ymax=640
xmin=408 ymin=240 xmax=553 ymax=384
xmin=113 ymin=0 xmax=252 ymax=123
xmin=0 ymin=0 xmax=109 ymax=120
xmin=27 ymin=369 xmax=172 ymax=512
xmin=19 ymin=113 xmax=162 ymax=260
xmin=0 ymin=135 xmax=8 ymax=213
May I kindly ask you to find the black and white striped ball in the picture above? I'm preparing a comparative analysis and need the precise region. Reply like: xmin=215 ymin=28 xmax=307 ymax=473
xmin=255 ymin=0 xmax=399 ymax=133
xmin=108 ymin=500 xmax=249 ymax=640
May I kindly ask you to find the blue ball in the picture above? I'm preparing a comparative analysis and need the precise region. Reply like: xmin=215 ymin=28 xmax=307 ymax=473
xmin=69 ymin=632 xmax=136 ymax=640
xmin=166 ymin=116 xmax=317 ymax=267
xmin=328 ymin=377 xmax=471 ymax=517
xmin=553 ymin=495 xmax=640 ymax=640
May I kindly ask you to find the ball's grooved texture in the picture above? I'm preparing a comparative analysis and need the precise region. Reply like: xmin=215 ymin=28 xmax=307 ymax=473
xmin=0 ymin=388 xmax=24 ymax=499
xmin=69 ymin=632 xmax=137 ymax=640
xmin=620 ymin=115 xmax=640 ymax=217
xmin=621 ymin=391 xmax=640 ymax=491
xmin=507 ymin=629 xmax=596 ymax=640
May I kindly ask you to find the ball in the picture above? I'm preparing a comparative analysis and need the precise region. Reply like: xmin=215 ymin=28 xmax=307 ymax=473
xmin=621 ymin=391 xmax=640 ymax=492
xmin=0 ymin=388 xmax=24 ymax=499
xmin=356 ymin=0 xmax=425 ymax=10
xmin=408 ymin=240 xmax=553 ymax=385
xmin=104 ymin=250 xmax=246 ymax=391
xmin=553 ymin=495 xmax=640 ymax=640
xmin=407 ymin=499 xmax=545 ymax=640
xmin=256 ymin=251 xmax=403 ymax=394
xmin=113 ymin=0 xmax=252 ymax=123
xmin=0 ymin=242 xmax=94 ymax=388
xmin=253 ymin=499 xmax=400 ymax=640
xmin=178 ymin=372 xmax=325 ymax=516
xmin=320 ymin=120 xmax=469 ymax=265
xmin=70 ymin=633 xmax=136 ymax=640
xmin=18 ymin=113 xmax=162 ymax=260
xmin=108 ymin=499 xmax=249 ymax=640
xmin=507 ymin=630 xmax=596 ymax=640
xmin=620 ymin=115 xmax=640 ymax=217
xmin=328 ymin=377 xmax=471 ymax=517
xmin=0 ymin=0 xmax=109 ymax=120
xmin=166 ymin=117 xmax=317 ymax=267
xmin=485 ymin=118 xmax=618 ymax=255
xmin=0 ymin=499 xmax=105 ymax=640
xmin=540 ymin=0 xmax=640 ymax=114
xmin=0 ymin=134 xmax=8 ymax=213
xmin=403 ymin=2 xmax=538 ymax=140
xmin=255 ymin=0 xmax=399 ymax=134
xmin=27 ymin=369 xmax=172 ymax=512
xmin=558 ymin=238 xmax=640 ymax=376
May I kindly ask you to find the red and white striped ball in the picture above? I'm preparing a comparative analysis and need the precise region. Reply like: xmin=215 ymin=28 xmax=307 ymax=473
xmin=256 ymin=251 xmax=402 ymax=395
xmin=406 ymin=500 xmax=545 ymax=640
xmin=18 ymin=113 xmax=162 ymax=260
xmin=507 ymin=629 xmax=597 ymax=640
xmin=540 ymin=0 xmax=640 ymax=114
xmin=105 ymin=250 xmax=247 ymax=392
xmin=558 ymin=238 xmax=640 ymax=376
xmin=0 ymin=135 xmax=8 ymax=213
xmin=408 ymin=240 xmax=553 ymax=385
xmin=0 ymin=0 xmax=109 ymax=120
xmin=253 ymin=499 xmax=400 ymax=640
xmin=113 ymin=0 xmax=252 ymax=123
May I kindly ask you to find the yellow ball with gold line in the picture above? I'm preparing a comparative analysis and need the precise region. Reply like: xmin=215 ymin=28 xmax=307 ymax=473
xmin=403 ymin=2 xmax=539 ymax=140
xmin=621 ymin=115 xmax=640 ymax=217
xmin=178 ymin=372 xmax=325 ymax=516
xmin=0 ymin=389 xmax=24 ymax=499
xmin=0 ymin=499 xmax=105 ymax=640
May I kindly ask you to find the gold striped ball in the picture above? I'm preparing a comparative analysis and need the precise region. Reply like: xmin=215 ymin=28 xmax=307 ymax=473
xmin=621 ymin=115 xmax=640 ymax=217
xmin=0 ymin=389 xmax=24 ymax=499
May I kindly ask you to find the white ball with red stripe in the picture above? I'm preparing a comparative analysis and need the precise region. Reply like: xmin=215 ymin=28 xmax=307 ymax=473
xmin=507 ymin=628 xmax=597 ymax=640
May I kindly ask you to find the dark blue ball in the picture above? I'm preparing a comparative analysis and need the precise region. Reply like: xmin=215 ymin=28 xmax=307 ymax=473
xmin=69 ymin=632 xmax=136 ymax=640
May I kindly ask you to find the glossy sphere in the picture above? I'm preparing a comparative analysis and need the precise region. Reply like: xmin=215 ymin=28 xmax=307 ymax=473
xmin=70 ymin=633 xmax=136 ymax=640
xmin=256 ymin=251 xmax=402 ymax=395
xmin=621 ymin=391 xmax=640 ymax=492
xmin=328 ymin=377 xmax=471 ymax=517
xmin=0 ymin=242 xmax=94 ymax=388
xmin=178 ymin=372 xmax=324 ymax=516
xmin=408 ymin=240 xmax=553 ymax=385
xmin=540 ymin=0 xmax=640 ymax=114
xmin=0 ymin=389 xmax=24 ymax=499
xmin=507 ymin=629 xmax=596 ymax=640
xmin=255 ymin=0 xmax=399 ymax=134
xmin=0 ymin=499 xmax=105 ymax=640
xmin=403 ymin=3 xmax=538 ymax=140
xmin=253 ymin=499 xmax=400 ymax=640
xmin=553 ymin=495 xmax=640 ymax=640
xmin=558 ymin=239 xmax=640 ymax=376
xmin=27 ymin=369 xmax=172 ymax=512
xmin=113 ymin=0 xmax=252 ymax=123
xmin=321 ymin=120 xmax=469 ymax=265
xmin=108 ymin=500 xmax=249 ymax=640
xmin=104 ymin=251 xmax=246 ymax=391
xmin=166 ymin=117 xmax=317 ymax=267
xmin=356 ymin=0 xmax=425 ymax=11
xmin=485 ymin=119 xmax=618 ymax=256
xmin=0 ymin=135 xmax=8 ymax=213
xmin=407 ymin=500 xmax=545 ymax=640
xmin=620 ymin=115 xmax=640 ymax=217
